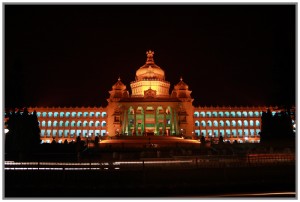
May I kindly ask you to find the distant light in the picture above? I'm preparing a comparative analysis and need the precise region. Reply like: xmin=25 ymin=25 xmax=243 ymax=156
xmin=4 ymin=129 xmax=9 ymax=134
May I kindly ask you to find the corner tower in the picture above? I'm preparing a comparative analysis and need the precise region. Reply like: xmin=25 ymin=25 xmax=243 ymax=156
xmin=130 ymin=50 xmax=170 ymax=97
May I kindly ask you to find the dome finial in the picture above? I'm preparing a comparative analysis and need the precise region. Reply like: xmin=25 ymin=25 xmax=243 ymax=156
xmin=180 ymin=77 xmax=183 ymax=81
xmin=146 ymin=50 xmax=155 ymax=64
xmin=118 ymin=76 xmax=121 ymax=81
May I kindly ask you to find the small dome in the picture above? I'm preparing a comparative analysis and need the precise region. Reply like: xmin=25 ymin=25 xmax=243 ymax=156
xmin=174 ymin=77 xmax=188 ymax=90
xmin=112 ymin=77 xmax=126 ymax=90
xmin=136 ymin=50 xmax=165 ymax=81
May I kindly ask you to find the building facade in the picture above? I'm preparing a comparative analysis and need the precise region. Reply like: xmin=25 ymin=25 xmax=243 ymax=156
xmin=7 ymin=50 xmax=285 ymax=143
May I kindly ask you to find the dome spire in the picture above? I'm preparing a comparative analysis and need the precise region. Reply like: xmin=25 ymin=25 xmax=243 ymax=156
xmin=146 ymin=50 xmax=155 ymax=64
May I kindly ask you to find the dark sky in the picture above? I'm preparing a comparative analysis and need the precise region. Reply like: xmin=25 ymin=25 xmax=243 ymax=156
xmin=5 ymin=4 xmax=296 ymax=108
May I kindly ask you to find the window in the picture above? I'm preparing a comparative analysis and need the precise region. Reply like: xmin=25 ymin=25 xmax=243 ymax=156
xmin=207 ymin=121 xmax=212 ymax=127
xmin=60 ymin=112 xmax=64 ymax=118
xmin=66 ymin=112 xmax=70 ymax=118
xmin=213 ymin=121 xmax=218 ymax=127
xmin=42 ymin=112 xmax=47 ymax=117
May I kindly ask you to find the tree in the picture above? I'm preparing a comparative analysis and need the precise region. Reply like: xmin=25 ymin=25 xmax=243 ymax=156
xmin=218 ymin=135 xmax=224 ymax=144
xmin=5 ymin=108 xmax=41 ymax=160
xmin=200 ymin=135 xmax=205 ymax=145
xmin=260 ymin=108 xmax=294 ymax=144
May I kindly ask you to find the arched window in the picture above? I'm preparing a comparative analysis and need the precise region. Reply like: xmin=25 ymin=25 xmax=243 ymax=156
xmin=218 ymin=112 xmax=224 ymax=117
xmin=90 ymin=112 xmax=95 ymax=117
xmin=256 ymin=120 xmax=260 ymax=127
xmin=230 ymin=112 xmax=236 ymax=117
xmin=206 ymin=112 xmax=211 ymax=117
xmin=207 ymin=121 xmax=212 ymax=127
xmin=89 ymin=121 xmax=94 ymax=127
xmin=60 ymin=112 xmax=64 ymax=118
xmin=102 ymin=112 xmax=107 ymax=117
xmin=254 ymin=111 xmax=259 ymax=117
xmin=195 ymin=121 xmax=200 ymax=127
xmin=71 ymin=112 xmax=76 ymax=118
xmin=42 ymin=121 xmax=46 ymax=127
xmin=237 ymin=111 xmax=242 ymax=117
xmin=77 ymin=121 xmax=82 ymax=127
xmin=71 ymin=121 xmax=76 ymax=127
xmin=212 ymin=112 xmax=218 ymax=117
xmin=48 ymin=112 xmax=53 ymax=117
xmin=225 ymin=120 xmax=230 ymax=127
xmin=250 ymin=120 xmax=254 ymax=126
xmin=59 ymin=121 xmax=64 ymax=127
xmin=95 ymin=121 xmax=100 ymax=127
xmin=66 ymin=112 xmax=70 ymax=118
xmin=194 ymin=112 xmax=199 ymax=117
xmin=213 ymin=120 xmax=218 ymax=127
xmin=53 ymin=121 xmax=58 ymax=127
xmin=242 ymin=111 xmax=248 ymax=117
xmin=232 ymin=120 xmax=236 ymax=127
xmin=83 ymin=121 xmax=88 ymax=127
xmin=47 ymin=121 xmax=51 ymax=127
xmin=249 ymin=111 xmax=253 ymax=117
xmin=78 ymin=112 xmax=82 ymax=117
xmin=244 ymin=120 xmax=248 ymax=127
xmin=96 ymin=112 xmax=101 ymax=117
xmin=54 ymin=112 xmax=58 ymax=118
xmin=201 ymin=121 xmax=206 ymax=127
xmin=200 ymin=112 xmax=205 ymax=117
xmin=219 ymin=120 xmax=224 ymax=127
xmin=42 ymin=112 xmax=47 ymax=117
xmin=225 ymin=111 xmax=230 ymax=117
xmin=238 ymin=120 xmax=242 ymax=127
xmin=83 ymin=112 xmax=88 ymax=117
xmin=65 ymin=121 xmax=69 ymax=127
xmin=101 ymin=121 xmax=107 ymax=127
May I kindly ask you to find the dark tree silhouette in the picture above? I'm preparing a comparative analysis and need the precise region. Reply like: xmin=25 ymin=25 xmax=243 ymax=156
xmin=5 ymin=108 xmax=41 ymax=160
xmin=200 ymin=135 xmax=205 ymax=145
xmin=260 ymin=108 xmax=294 ymax=144
xmin=218 ymin=135 xmax=224 ymax=144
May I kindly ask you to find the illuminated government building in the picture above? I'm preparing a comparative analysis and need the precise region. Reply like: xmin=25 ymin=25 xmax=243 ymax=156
xmin=22 ymin=50 xmax=282 ymax=144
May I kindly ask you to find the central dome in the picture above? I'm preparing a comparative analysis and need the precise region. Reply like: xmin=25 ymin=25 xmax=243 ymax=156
xmin=136 ymin=50 xmax=165 ymax=81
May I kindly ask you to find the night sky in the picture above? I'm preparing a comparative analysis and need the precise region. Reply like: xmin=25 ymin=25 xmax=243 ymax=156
xmin=5 ymin=4 xmax=295 ymax=108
